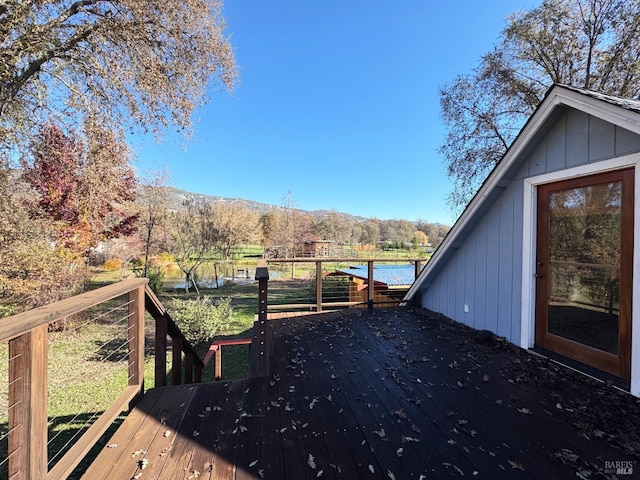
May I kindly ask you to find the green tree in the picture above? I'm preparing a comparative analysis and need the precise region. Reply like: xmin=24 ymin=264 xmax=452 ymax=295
xmin=440 ymin=0 xmax=640 ymax=210
xmin=415 ymin=220 xmax=450 ymax=250
xmin=412 ymin=230 xmax=429 ymax=249
xmin=316 ymin=210 xmax=350 ymax=244
xmin=0 ymin=0 xmax=236 ymax=157
xmin=137 ymin=170 xmax=171 ymax=277
xmin=209 ymin=203 xmax=260 ymax=260
xmin=263 ymin=192 xmax=316 ymax=258
xmin=362 ymin=218 xmax=381 ymax=246
xmin=169 ymin=202 xmax=215 ymax=294
xmin=0 ymin=172 xmax=85 ymax=312
xmin=169 ymin=296 xmax=233 ymax=345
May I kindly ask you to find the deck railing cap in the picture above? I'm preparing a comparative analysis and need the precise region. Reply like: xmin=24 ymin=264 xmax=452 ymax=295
xmin=255 ymin=259 xmax=270 ymax=280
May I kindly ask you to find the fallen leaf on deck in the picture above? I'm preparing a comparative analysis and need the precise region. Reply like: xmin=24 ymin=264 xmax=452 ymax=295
xmin=507 ymin=460 xmax=525 ymax=471
xmin=308 ymin=454 xmax=316 ymax=469
xmin=393 ymin=409 xmax=407 ymax=419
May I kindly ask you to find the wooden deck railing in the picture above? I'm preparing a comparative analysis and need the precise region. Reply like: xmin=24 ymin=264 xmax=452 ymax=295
xmin=0 ymin=278 xmax=204 ymax=480
xmin=263 ymin=258 xmax=425 ymax=312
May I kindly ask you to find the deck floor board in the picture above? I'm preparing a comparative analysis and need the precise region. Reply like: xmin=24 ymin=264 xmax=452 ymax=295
xmin=82 ymin=308 xmax=640 ymax=480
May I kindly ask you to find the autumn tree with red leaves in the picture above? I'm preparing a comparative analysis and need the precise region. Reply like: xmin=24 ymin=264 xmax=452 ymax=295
xmin=21 ymin=122 xmax=139 ymax=257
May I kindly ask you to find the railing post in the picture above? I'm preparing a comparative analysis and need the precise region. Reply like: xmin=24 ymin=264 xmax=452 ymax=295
xmin=194 ymin=363 xmax=203 ymax=383
xmin=316 ymin=261 xmax=323 ymax=312
xmin=255 ymin=259 xmax=270 ymax=377
xmin=414 ymin=260 xmax=422 ymax=280
xmin=367 ymin=260 xmax=375 ymax=312
xmin=172 ymin=334 xmax=183 ymax=385
xmin=215 ymin=347 xmax=223 ymax=380
xmin=128 ymin=286 xmax=145 ymax=405
xmin=154 ymin=315 xmax=167 ymax=387
xmin=185 ymin=352 xmax=194 ymax=384
xmin=8 ymin=325 xmax=48 ymax=480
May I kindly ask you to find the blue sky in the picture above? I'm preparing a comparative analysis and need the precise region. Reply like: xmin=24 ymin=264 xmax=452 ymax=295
xmin=134 ymin=0 xmax=540 ymax=225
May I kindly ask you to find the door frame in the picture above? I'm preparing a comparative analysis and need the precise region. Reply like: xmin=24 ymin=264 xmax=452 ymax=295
xmin=521 ymin=153 xmax=640 ymax=392
xmin=534 ymin=168 xmax=633 ymax=379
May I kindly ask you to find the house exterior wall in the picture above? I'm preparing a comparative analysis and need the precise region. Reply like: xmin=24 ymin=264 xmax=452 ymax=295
xmin=421 ymin=182 xmax=524 ymax=344
xmin=419 ymin=109 xmax=640 ymax=348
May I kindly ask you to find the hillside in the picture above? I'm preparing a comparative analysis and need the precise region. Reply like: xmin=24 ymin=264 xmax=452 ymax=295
xmin=165 ymin=186 xmax=370 ymax=223
xmin=160 ymin=186 xmax=451 ymax=249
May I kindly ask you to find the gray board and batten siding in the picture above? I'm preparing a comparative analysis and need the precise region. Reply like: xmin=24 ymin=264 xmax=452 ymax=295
xmin=405 ymin=85 xmax=640 ymax=392
xmin=418 ymin=106 xmax=640 ymax=344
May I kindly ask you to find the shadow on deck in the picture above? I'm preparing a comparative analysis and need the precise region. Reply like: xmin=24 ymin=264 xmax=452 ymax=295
xmin=82 ymin=308 xmax=640 ymax=479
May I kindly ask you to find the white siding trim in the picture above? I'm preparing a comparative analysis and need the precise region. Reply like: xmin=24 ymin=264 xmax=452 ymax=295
xmin=633 ymin=166 xmax=640 ymax=397
xmin=521 ymin=180 xmax=536 ymax=349
xmin=522 ymin=153 xmax=640 ymax=396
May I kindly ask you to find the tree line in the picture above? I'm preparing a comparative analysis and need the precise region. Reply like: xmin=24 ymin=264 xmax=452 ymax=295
xmin=440 ymin=0 xmax=640 ymax=211
xmin=1 ymin=122 xmax=448 ymax=311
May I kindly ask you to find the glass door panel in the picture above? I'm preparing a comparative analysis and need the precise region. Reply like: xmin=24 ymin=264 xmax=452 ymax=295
xmin=547 ymin=181 xmax=621 ymax=354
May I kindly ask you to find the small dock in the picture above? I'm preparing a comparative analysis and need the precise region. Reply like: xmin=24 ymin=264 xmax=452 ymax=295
xmin=82 ymin=309 xmax=639 ymax=479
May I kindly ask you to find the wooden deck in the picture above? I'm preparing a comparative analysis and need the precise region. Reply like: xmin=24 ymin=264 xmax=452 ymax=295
xmin=81 ymin=308 xmax=640 ymax=479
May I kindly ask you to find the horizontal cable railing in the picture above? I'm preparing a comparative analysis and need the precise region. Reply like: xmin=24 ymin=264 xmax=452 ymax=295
xmin=0 ymin=279 xmax=204 ymax=480
xmin=264 ymin=258 xmax=426 ymax=312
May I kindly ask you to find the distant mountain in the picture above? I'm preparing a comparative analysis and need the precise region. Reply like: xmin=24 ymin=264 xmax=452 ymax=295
xmin=163 ymin=186 xmax=369 ymax=222
xmin=158 ymin=187 xmax=451 ymax=248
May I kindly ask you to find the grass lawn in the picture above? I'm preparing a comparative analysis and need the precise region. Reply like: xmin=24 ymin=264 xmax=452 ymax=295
xmin=158 ymin=281 xmax=258 ymax=381
xmin=0 ymin=279 xmax=258 ymax=478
